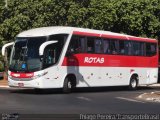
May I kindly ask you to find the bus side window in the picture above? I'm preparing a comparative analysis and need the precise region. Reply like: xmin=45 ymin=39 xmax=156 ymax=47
xmin=67 ymin=35 xmax=79 ymax=55
xmin=95 ymin=39 xmax=103 ymax=53
xmin=146 ymin=43 xmax=157 ymax=56
xmin=67 ymin=35 xmax=86 ymax=56
xmin=132 ymin=42 xmax=139 ymax=56
xmin=119 ymin=41 xmax=125 ymax=55
xmin=124 ymin=41 xmax=132 ymax=55
xmin=132 ymin=41 xmax=146 ymax=56
xmin=79 ymin=37 xmax=86 ymax=53
xmin=110 ymin=40 xmax=119 ymax=55
xmin=103 ymin=39 xmax=110 ymax=54
xmin=140 ymin=42 xmax=145 ymax=56
xmin=86 ymin=37 xmax=95 ymax=53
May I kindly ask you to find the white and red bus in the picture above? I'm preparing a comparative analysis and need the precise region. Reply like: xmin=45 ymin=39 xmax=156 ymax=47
xmin=2 ymin=26 xmax=158 ymax=92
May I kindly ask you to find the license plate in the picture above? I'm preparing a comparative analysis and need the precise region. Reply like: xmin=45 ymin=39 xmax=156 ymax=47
xmin=18 ymin=83 xmax=24 ymax=87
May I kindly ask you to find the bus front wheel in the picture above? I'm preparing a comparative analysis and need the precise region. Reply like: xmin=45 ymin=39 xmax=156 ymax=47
xmin=63 ymin=77 xmax=72 ymax=93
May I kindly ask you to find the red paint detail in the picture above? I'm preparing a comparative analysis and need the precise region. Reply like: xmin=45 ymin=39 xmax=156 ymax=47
xmin=101 ymin=34 xmax=127 ymax=40
xmin=128 ymin=36 xmax=157 ymax=43
xmin=62 ymin=54 xmax=158 ymax=68
xmin=62 ymin=56 xmax=79 ymax=66
xmin=73 ymin=31 xmax=101 ymax=37
xmin=10 ymin=72 xmax=34 ymax=78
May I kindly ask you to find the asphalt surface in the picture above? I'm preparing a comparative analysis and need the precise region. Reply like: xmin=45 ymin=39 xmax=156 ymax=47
xmin=0 ymin=86 xmax=160 ymax=120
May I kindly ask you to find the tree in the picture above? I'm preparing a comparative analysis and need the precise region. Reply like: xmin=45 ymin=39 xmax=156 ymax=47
xmin=0 ymin=0 xmax=160 ymax=44
xmin=113 ymin=0 xmax=160 ymax=39
xmin=0 ymin=0 xmax=5 ymax=7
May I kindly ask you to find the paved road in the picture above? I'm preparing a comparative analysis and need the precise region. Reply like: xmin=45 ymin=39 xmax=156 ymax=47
xmin=0 ymin=86 xmax=160 ymax=119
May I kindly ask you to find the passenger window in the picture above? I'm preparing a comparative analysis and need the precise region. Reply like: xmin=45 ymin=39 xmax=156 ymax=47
xmin=110 ymin=40 xmax=119 ymax=54
xmin=67 ymin=35 xmax=86 ymax=56
xmin=146 ymin=43 xmax=157 ymax=56
xmin=119 ymin=41 xmax=125 ymax=55
xmin=86 ymin=37 xmax=95 ymax=53
xmin=132 ymin=42 xmax=141 ymax=56
xmin=79 ymin=37 xmax=86 ymax=53
xmin=95 ymin=39 xmax=103 ymax=53
xmin=67 ymin=36 xmax=79 ymax=54
xmin=139 ymin=42 xmax=145 ymax=56
xmin=124 ymin=41 xmax=132 ymax=55
xmin=132 ymin=41 xmax=146 ymax=56
xmin=103 ymin=39 xmax=110 ymax=54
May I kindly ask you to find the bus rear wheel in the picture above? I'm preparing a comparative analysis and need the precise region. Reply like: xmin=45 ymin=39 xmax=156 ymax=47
xmin=129 ymin=77 xmax=138 ymax=90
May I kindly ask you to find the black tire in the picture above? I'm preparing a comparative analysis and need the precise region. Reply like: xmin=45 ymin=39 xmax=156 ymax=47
xmin=63 ymin=77 xmax=72 ymax=93
xmin=129 ymin=77 xmax=138 ymax=90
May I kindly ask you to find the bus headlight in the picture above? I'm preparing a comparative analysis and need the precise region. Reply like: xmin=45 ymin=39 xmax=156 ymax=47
xmin=32 ymin=72 xmax=48 ymax=79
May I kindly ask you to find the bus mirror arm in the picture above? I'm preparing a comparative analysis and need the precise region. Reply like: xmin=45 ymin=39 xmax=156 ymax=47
xmin=39 ymin=41 xmax=58 ymax=56
xmin=2 ymin=42 xmax=14 ymax=56
xmin=39 ymin=55 xmax=44 ymax=61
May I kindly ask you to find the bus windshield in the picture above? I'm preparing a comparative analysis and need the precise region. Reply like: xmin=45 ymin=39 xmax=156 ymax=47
xmin=9 ymin=34 xmax=68 ymax=72
xmin=9 ymin=37 xmax=46 ymax=72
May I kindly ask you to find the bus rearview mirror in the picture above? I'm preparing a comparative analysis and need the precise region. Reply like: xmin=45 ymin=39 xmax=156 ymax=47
xmin=2 ymin=42 xmax=14 ymax=56
xmin=39 ymin=41 xmax=58 ymax=56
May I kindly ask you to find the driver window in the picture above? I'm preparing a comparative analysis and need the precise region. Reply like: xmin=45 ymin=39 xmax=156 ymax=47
xmin=43 ymin=44 xmax=56 ymax=68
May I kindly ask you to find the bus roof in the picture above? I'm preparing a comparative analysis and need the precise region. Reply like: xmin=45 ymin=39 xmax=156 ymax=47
xmin=17 ymin=26 xmax=157 ymax=42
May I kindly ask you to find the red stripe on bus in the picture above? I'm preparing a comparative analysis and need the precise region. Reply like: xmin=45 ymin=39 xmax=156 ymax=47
xmin=62 ymin=54 xmax=158 ymax=68
xmin=101 ymin=34 xmax=127 ymax=40
xmin=128 ymin=36 xmax=157 ymax=43
xmin=73 ymin=31 xmax=101 ymax=37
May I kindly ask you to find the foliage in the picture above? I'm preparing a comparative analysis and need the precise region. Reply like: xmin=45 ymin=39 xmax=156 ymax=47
xmin=0 ymin=60 xmax=4 ymax=72
xmin=0 ymin=0 xmax=159 ymax=44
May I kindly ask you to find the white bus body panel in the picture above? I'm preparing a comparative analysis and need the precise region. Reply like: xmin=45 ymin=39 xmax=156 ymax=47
xmin=8 ymin=66 xmax=158 ymax=88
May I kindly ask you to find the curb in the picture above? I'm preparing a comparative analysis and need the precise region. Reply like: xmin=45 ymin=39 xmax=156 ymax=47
xmin=137 ymin=91 xmax=160 ymax=103
xmin=0 ymin=78 xmax=8 ymax=88
xmin=0 ymin=85 xmax=9 ymax=88
xmin=140 ymin=84 xmax=160 ymax=87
